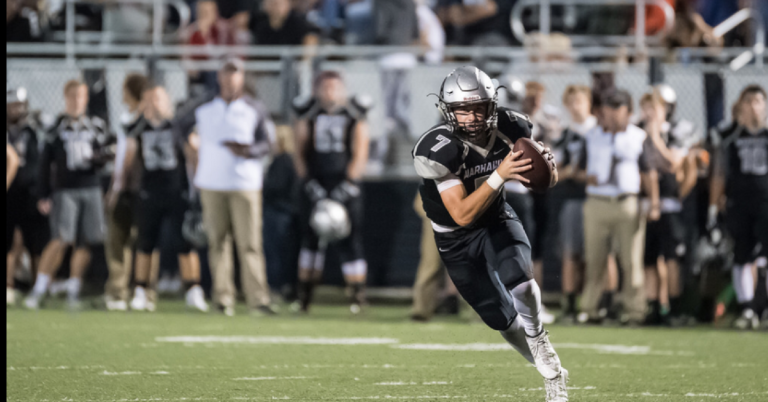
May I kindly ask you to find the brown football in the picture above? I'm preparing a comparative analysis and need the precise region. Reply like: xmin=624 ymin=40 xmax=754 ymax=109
xmin=512 ymin=137 xmax=555 ymax=193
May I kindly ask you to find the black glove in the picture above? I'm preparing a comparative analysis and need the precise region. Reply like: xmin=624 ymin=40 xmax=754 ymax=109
xmin=304 ymin=179 xmax=327 ymax=203
xmin=330 ymin=180 xmax=360 ymax=203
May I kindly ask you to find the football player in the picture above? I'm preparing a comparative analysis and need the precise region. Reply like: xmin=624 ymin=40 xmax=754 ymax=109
xmin=709 ymin=84 xmax=768 ymax=330
xmin=25 ymin=80 xmax=115 ymax=310
xmin=6 ymin=86 xmax=50 ymax=306
xmin=639 ymin=91 xmax=698 ymax=325
xmin=413 ymin=66 xmax=568 ymax=401
xmin=292 ymin=71 xmax=371 ymax=314
xmin=117 ymin=84 xmax=208 ymax=312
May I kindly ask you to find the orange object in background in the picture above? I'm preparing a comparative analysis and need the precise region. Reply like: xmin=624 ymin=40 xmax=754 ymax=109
xmin=641 ymin=0 xmax=676 ymax=35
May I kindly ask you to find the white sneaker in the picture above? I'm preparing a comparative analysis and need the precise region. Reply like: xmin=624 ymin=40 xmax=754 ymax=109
xmin=544 ymin=367 xmax=569 ymax=402
xmin=526 ymin=330 xmax=563 ymax=379
xmin=106 ymin=298 xmax=128 ymax=312
xmin=49 ymin=280 xmax=67 ymax=298
xmin=168 ymin=275 xmax=182 ymax=294
xmin=185 ymin=286 xmax=209 ymax=312
xmin=540 ymin=306 xmax=556 ymax=325
xmin=146 ymin=301 xmax=156 ymax=312
xmin=733 ymin=308 xmax=759 ymax=330
xmin=156 ymin=275 xmax=171 ymax=294
xmin=130 ymin=287 xmax=148 ymax=311
xmin=7 ymin=288 xmax=16 ymax=306
xmin=24 ymin=294 xmax=41 ymax=310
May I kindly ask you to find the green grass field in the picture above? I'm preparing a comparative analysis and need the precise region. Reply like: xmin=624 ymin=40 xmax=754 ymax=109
xmin=6 ymin=299 xmax=768 ymax=402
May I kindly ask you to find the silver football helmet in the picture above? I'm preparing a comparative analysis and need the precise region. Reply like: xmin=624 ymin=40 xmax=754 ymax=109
xmin=310 ymin=199 xmax=351 ymax=245
xmin=655 ymin=84 xmax=677 ymax=120
xmin=436 ymin=66 xmax=499 ymax=143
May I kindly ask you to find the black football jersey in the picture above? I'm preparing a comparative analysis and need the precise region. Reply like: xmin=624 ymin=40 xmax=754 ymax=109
xmin=126 ymin=117 xmax=188 ymax=195
xmin=6 ymin=122 xmax=42 ymax=189
xmin=413 ymin=107 xmax=533 ymax=229
xmin=296 ymin=97 xmax=367 ymax=186
xmin=716 ymin=126 xmax=768 ymax=201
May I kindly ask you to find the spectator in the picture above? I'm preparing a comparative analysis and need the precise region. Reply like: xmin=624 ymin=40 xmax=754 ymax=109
xmin=7 ymin=0 xmax=47 ymax=42
xmin=555 ymin=85 xmax=596 ymax=323
xmin=216 ymin=0 xmax=252 ymax=41
xmin=24 ymin=80 xmax=115 ymax=310
xmin=578 ymin=89 xmax=660 ymax=326
xmin=182 ymin=1 xmax=245 ymax=93
xmin=249 ymin=0 xmax=319 ymax=46
xmin=102 ymin=73 xmax=149 ymax=312
xmin=415 ymin=0 xmax=446 ymax=65
xmin=437 ymin=0 xmax=506 ymax=46
xmin=665 ymin=0 xmax=722 ymax=48
xmin=119 ymin=84 xmax=209 ymax=313
xmin=189 ymin=58 xmax=276 ymax=317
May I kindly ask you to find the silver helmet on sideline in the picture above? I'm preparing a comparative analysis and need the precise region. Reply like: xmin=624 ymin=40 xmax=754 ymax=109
xmin=436 ymin=66 xmax=499 ymax=143
xmin=310 ymin=199 xmax=351 ymax=245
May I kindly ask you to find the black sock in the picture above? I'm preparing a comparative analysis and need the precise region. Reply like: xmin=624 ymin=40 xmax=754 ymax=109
xmin=298 ymin=281 xmax=316 ymax=310
xmin=564 ymin=293 xmax=577 ymax=314
xmin=670 ymin=297 xmax=682 ymax=317
xmin=135 ymin=281 xmax=148 ymax=289
xmin=599 ymin=291 xmax=614 ymax=310
xmin=183 ymin=281 xmax=199 ymax=292
xmin=350 ymin=282 xmax=365 ymax=304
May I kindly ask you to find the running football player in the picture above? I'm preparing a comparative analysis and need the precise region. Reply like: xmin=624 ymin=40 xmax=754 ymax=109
xmin=413 ymin=66 xmax=568 ymax=401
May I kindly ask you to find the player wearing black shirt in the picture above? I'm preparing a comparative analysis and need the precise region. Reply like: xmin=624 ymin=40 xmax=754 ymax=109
xmin=413 ymin=66 xmax=568 ymax=401
xmin=118 ymin=85 xmax=208 ymax=313
xmin=6 ymin=87 xmax=50 ymax=305
xmin=292 ymin=71 xmax=371 ymax=314
xmin=25 ymin=80 xmax=115 ymax=310
xmin=710 ymin=85 xmax=768 ymax=330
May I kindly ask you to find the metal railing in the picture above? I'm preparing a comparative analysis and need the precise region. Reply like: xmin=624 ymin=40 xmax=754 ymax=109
xmin=510 ymin=0 xmax=675 ymax=49
xmin=711 ymin=7 xmax=765 ymax=69
xmin=60 ymin=0 xmax=190 ymax=56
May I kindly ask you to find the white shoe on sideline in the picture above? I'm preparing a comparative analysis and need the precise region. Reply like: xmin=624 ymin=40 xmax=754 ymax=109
xmin=526 ymin=330 xmax=563 ymax=379
xmin=24 ymin=294 xmax=41 ymax=310
xmin=106 ymin=298 xmax=128 ymax=312
xmin=130 ymin=287 xmax=148 ymax=311
xmin=540 ymin=306 xmax=556 ymax=325
xmin=185 ymin=286 xmax=209 ymax=312
xmin=7 ymin=288 xmax=16 ymax=306
xmin=733 ymin=308 xmax=759 ymax=330
xmin=544 ymin=367 xmax=569 ymax=401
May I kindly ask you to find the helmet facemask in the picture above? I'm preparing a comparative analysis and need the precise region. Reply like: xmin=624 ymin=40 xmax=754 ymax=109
xmin=438 ymin=95 xmax=498 ymax=146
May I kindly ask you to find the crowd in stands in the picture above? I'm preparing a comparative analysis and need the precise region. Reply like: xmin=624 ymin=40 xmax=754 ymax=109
xmin=7 ymin=0 xmax=768 ymax=52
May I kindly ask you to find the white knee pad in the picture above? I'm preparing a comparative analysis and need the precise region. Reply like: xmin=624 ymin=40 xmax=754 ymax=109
xmin=342 ymin=259 xmax=367 ymax=277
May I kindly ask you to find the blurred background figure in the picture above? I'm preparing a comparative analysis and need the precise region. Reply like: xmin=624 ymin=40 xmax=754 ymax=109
xmin=191 ymin=58 xmax=276 ymax=317
xmin=117 ymin=84 xmax=208 ymax=313
xmin=102 ymin=73 xmax=149 ymax=312
xmin=249 ymin=0 xmax=319 ymax=46
xmin=579 ymin=89 xmax=658 ymax=326
xmin=292 ymin=71 xmax=370 ymax=314
xmin=553 ymin=85 xmax=594 ymax=323
xmin=25 ymin=80 xmax=115 ymax=310
xmin=6 ymin=86 xmax=50 ymax=307
xmin=709 ymin=85 xmax=768 ymax=330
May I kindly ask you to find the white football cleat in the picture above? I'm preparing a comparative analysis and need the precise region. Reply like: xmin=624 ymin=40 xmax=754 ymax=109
xmin=526 ymin=330 xmax=563 ymax=380
xmin=23 ymin=294 xmax=41 ymax=310
xmin=540 ymin=306 xmax=556 ymax=325
xmin=544 ymin=367 xmax=569 ymax=402
xmin=106 ymin=298 xmax=128 ymax=312
xmin=185 ymin=286 xmax=209 ymax=312
xmin=130 ymin=287 xmax=148 ymax=311
xmin=733 ymin=308 xmax=759 ymax=330
xmin=7 ymin=288 xmax=16 ymax=306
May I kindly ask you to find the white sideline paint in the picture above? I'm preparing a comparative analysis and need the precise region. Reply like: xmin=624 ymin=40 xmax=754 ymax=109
xmin=101 ymin=370 xmax=142 ymax=376
xmin=233 ymin=376 xmax=310 ymax=381
xmin=391 ymin=342 xmax=689 ymax=355
xmin=375 ymin=381 xmax=451 ymax=386
xmin=155 ymin=336 xmax=399 ymax=345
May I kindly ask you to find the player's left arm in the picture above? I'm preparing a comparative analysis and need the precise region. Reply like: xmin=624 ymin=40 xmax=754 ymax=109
xmin=346 ymin=120 xmax=370 ymax=181
xmin=6 ymin=143 xmax=19 ymax=191
xmin=677 ymin=152 xmax=698 ymax=200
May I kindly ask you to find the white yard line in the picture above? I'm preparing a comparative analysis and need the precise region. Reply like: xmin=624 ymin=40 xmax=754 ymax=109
xmin=233 ymin=376 xmax=311 ymax=381
xmin=391 ymin=342 xmax=691 ymax=355
xmin=155 ymin=336 xmax=399 ymax=345
xmin=374 ymin=381 xmax=452 ymax=386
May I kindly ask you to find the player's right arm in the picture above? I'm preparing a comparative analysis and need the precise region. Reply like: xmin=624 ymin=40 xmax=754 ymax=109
xmin=440 ymin=150 xmax=531 ymax=227
xmin=6 ymin=143 xmax=19 ymax=191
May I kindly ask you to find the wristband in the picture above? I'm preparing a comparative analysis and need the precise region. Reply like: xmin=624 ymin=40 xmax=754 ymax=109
xmin=486 ymin=170 xmax=505 ymax=191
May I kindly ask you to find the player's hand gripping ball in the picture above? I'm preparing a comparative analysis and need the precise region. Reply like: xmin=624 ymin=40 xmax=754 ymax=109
xmin=512 ymin=138 xmax=557 ymax=193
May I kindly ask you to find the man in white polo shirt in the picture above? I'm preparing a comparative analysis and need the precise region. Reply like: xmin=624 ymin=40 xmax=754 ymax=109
xmin=191 ymin=57 xmax=276 ymax=316
xmin=578 ymin=89 xmax=659 ymax=326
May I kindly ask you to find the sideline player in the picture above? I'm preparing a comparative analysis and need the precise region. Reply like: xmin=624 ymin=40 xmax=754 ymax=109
xmin=709 ymin=85 xmax=768 ymax=330
xmin=292 ymin=71 xmax=370 ymax=314
xmin=413 ymin=66 xmax=568 ymax=401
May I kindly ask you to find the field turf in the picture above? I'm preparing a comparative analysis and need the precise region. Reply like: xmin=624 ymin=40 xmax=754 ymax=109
xmin=6 ymin=299 xmax=768 ymax=401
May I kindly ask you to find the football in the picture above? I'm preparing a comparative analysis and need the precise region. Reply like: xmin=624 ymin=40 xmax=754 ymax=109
xmin=512 ymin=137 xmax=556 ymax=193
